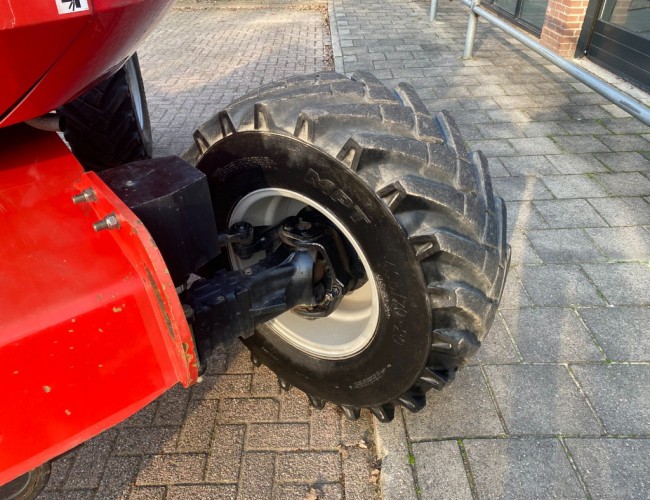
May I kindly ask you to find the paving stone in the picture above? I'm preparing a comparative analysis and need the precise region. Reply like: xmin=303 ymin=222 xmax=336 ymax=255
xmin=275 ymin=483 xmax=344 ymax=499
xmin=499 ymin=155 xmax=559 ymax=176
xmin=527 ymin=228 xmax=605 ymax=263
xmin=343 ymin=447 xmax=380 ymax=500
xmin=507 ymin=232 xmax=543 ymax=266
xmin=599 ymin=134 xmax=650 ymax=152
xmin=465 ymin=438 xmax=584 ymax=499
xmin=471 ymin=313 xmax=522 ymax=365
xmin=279 ymin=387 xmax=312 ymax=421
xmin=597 ymin=152 xmax=650 ymax=172
xmin=565 ymin=438 xmax=650 ymax=499
xmin=247 ymin=423 xmax=309 ymax=450
xmin=276 ymin=452 xmax=341 ymax=483
xmin=114 ymin=426 xmax=179 ymax=455
xmin=136 ymin=454 xmax=207 ymax=486
xmin=500 ymin=307 xmax=603 ymax=362
xmin=251 ymin=364 xmax=281 ymax=396
xmin=497 ymin=275 xmax=533 ymax=309
xmin=571 ymin=364 xmax=650 ymax=435
xmin=412 ymin=441 xmax=472 ymax=500
xmin=588 ymin=197 xmax=650 ymax=226
xmin=191 ymin=374 xmax=251 ymax=399
xmin=592 ymin=172 xmax=650 ymax=197
xmin=516 ymin=264 xmax=605 ymax=306
xmin=63 ymin=429 xmax=117 ymax=489
xmin=341 ymin=409 xmax=373 ymax=447
xmin=582 ymin=262 xmax=650 ymax=305
xmin=129 ymin=486 xmax=166 ymax=500
xmin=509 ymin=137 xmax=563 ymax=155
xmin=205 ymin=425 xmax=245 ymax=482
xmin=468 ymin=139 xmax=518 ymax=157
xmin=560 ymin=120 xmax=610 ymax=135
xmin=493 ymin=177 xmax=553 ymax=201
xmin=545 ymin=153 xmax=608 ymax=174
xmin=578 ymin=306 xmax=650 ymax=361
xmin=239 ymin=452 xmax=275 ymax=500
xmin=310 ymin=405 xmax=342 ymax=450
xmin=542 ymin=174 xmax=608 ymax=198
xmin=95 ymin=456 xmax=142 ymax=500
xmin=602 ymin=117 xmax=650 ymax=134
xmin=551 ymin=135 xmax=610 ymax=153
xmin=404 ymin=367 xmax=504 ymax=439
xmin=485 ymin=157 xmax=511 ymax=177
xmin=476 ymin=122 xmax=526 ymax=139
xmin=505 ymin=201 xmax=549 ymax=232
xmin=121 ymin=401 xmax=158 ymax=427
xmin=218 ymin=398 xmax=280 ymax=423
xmin=585 ymin=226 xmax=650 ymax=260
xmin=167 ymin=485 xmax=237 ymax=500
xmin=154 ymin=384 xmax=190 ymax=426
xmin=534 ymin=199 xmax=608 ymax=228
xmin=484 ymin=365 xmax=601 ymax=435
xmin=518 ymin=121 xmax=567 ymax=137
xmin=373 ymin=411 xmax=418 ymax=500
xmin=176 ymin=399 xmax=218 ymax=452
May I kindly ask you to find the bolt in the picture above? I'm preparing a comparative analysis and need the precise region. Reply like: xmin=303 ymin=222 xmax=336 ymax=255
xmin=93 ymin=213 xmax=120 ymax=232
xmin=244 ymin=268 xmax=253 ymax=276
xmin=72 ymin=188 xmax=97 ymax=204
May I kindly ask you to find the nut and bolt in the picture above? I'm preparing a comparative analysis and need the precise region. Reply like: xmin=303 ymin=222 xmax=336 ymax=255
xmin=72 ymin=188 xmax=97 ymax=204
xmin=93 ymin=213 xmax=120 ymax=232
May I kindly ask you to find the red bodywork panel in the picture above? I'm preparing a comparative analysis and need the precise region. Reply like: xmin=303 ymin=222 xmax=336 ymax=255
xmin=0 ymin=126 xmax=199 ymax=484
xmin=0 ymin=0 xmax=174 ymax=127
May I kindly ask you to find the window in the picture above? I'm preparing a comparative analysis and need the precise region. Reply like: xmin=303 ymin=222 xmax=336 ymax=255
xmin=486 ymin=0 xmax=550 ymax=35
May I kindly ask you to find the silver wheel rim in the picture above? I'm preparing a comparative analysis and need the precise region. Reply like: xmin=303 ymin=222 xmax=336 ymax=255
xmin=124 ymin=59 xmax=144 ymax=130
xmin=229 ymin=188 xmax=379 ymax=360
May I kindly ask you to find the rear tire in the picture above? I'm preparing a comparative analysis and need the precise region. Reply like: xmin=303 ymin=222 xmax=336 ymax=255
xmin=58 ymin=53 xmax=153 ymax=171
xmin=185 ymin=72 xmax=510 ymax=422
xmin=0 ymin=463 xmax=50 ymax=500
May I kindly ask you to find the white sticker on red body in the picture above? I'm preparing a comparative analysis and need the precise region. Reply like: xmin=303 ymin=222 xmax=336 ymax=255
xmin=56 ymin=0 xmax=89 ymax=15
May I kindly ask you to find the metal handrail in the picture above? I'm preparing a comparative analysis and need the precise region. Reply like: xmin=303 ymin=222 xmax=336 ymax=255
xmin=430 ymin=0 xmax=650 ymax=126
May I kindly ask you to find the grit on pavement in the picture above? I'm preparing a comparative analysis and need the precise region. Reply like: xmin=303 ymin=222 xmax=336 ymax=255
xmin=41 ymin=4 xmax=381 ymax=499
xmin=328 ymin=0 xmax=650 ymax=498
xmin=40 ymin=0 xmax=650 ymax=499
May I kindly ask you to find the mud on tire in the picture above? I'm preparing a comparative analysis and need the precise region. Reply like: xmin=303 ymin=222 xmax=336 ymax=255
xmin=184 ymin=72 xmax=510 ymax=422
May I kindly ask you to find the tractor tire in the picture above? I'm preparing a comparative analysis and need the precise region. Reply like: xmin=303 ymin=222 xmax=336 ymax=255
xmin=58 ymin=53 xmax=153 ymax=171
xmin=184 ymin=71 xmax=510 ymax=422
xmin=0 ymin=463 xmax=50 ymax=500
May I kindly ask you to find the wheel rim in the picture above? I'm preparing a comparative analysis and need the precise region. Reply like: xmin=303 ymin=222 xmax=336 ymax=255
xmin=0 ymin=470 xmax=33 ymax=499
xmin=124 ymin=58 xmax=145 ymax=131
xmin=229 ymin=188 xmax=380 ymax=360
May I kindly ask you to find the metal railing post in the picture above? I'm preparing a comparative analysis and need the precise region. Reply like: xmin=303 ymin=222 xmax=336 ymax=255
xmin=463 ymin=0 xmax=481 ymax=59
xmin=430 ymin=0 xmax=439 ymax=21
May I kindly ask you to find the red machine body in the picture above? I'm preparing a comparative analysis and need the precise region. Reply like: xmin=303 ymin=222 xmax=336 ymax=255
xmin=0 ymin=0 xmax=197 ymax=484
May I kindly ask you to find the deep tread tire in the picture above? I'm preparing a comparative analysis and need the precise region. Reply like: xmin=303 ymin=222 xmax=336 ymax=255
xmin=185 ymin=72 xmax=510 ymax=421
xmin=58 ymin=53 xmax=152 ymax=171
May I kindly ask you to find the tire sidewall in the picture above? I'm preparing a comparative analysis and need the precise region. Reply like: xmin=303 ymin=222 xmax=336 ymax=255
xmin=198 ymin=132 xmax=432 ymax=407
xmin=123 ymin=54 xmax=153 ymax=157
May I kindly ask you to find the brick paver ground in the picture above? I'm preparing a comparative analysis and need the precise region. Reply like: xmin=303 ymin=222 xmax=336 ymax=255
xmin=40 ymin=5 xmax=380 ymax=499
xmin=328 ymin=0 xmax=650 ymax=498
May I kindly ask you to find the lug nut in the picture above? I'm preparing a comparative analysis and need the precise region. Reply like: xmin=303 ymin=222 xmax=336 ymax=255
xmin=93 ymin=214 xmax=120 ymax=232
xmin=72 ymin=188 xmax=97 ymax=204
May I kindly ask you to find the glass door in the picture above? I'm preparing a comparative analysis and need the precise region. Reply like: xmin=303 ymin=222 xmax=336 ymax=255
xmin=487 ymin=0 xmax=550 ymax=34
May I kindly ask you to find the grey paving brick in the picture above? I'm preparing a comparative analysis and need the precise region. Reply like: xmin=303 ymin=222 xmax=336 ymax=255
xmin=592 ymin=172 xmax=650 ymax=197
xmin=497 ymin=275 xmax=533 ymax=309
xmin=602 ymin=117 xmax=650 ymax=135
xmin=412 ymin=441 xmax=472 ymax=500
xmin=404 ymin=367 xmax=504 ymax=439
xmin=136 ymin=454 xmax=207 ymax=486
xmin=114 ymin=426 xmax=178 ymax=456
xmin=191 ymin=374 xmax=251 ymax=399
xmin=341 ymin=410 xmax=373 ymax=447
xmin=585 ymin=226 xmax=650 ymax=260
xmin=578 ymin=306 xmax=650 ymax=361
xmin=154 ymin=384 xmax=190 ymax=426
xmin=310 ymin=405 xmax=342 ymax=450
xmin=501 ymin=307 xmax=603 ymax=362
xmin=551 ymin=135 xmax=610 ymax=153
xmin=588 ymin=197 xmax=650 ymax=226
xmin=476 ymin=122 xmax=526 ymax=139
xmin=566 ymin=438 xmax=650 ymax=499
xmin=518 ymin=121 xmax=567 ymax=138
xmin=582 ymin=262 xmax=650 ymax=305
xmin=129 ymin=486 xmax=166 ymax=500
xmin=505 ymin=201 xmax=549 ymax=232
xmin=516 ymin=264 xmax=605 ymax=306
xmin=205 ymin=424 xmax=244 ymax=483
xmin=493 ymin=177 xmax=553 ymax=201
xmin=484 ymin=365 xmax=601 ymax=435
xmin=167 ymin=485 xmax=237 ymax=500
xmin=247 ymin=423 xmax=309 ymax=450
xmin=276 ymin=483 xmax=344 ymax=499
xmin=279 ymin=388 xmax=311 ymax=421
xmin=95 ymin=456 xmax=142 ymax=500
xmin=374 ymin=410 xmax=417 ymax=500
xmin=546 ymin=153 xmax=608 ymax=174
xmin=63 ymin=429 xmax=117 ymax=489
xmin=176 ymin=399 xmax=218 ymax=452
xmin=485 ymin=157 xmax=510 ymax=177
xmin=599 ymin=134 xmax=650 ymax=152
xmin=219 ymin=398 xmax=280 ymax=423
xmin=251 ymin=365 xmax=281 ymax=396
xmin=542 ymin=174 xmax=608 ymax=198
xmin=465 ymin=438 xmax=584 ymax=499
xmin=468 ymin=139 xmax=518 ymax=157
xmin=343 ymin=447 xmax=380 ymax=500
xmin=509 ymin=137 xmax=562 ymax=155
xmin=507 ymin=232 xmax=543 ymax=266
xmin=239 ymin=452 xmax=275 ymax=500
xmin=534 ymin=199 xmax=608 ymax=228
xmin=121 ymin=401 xmax=157 ymax=427
xmin=499 ymin=155 xmax=559 ymax=176
xmin=527 ymin=228 xmax=606 ymax=263
xmin=276 ymin=451 xmax=341 ymax=483
xmin=472 ymin=313 xmax=522 ymax=365
xmin=598 ymin=152 xmax=650 ymax=172
xmin=570 ymin=365 xmax=650 ymax=435
xmin=561 ymin=120 xmax=610 ymax=135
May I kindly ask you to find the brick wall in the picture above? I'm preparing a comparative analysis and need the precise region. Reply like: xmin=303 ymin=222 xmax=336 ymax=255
xmin=539 ymin=0 xmax=590 ymax=57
